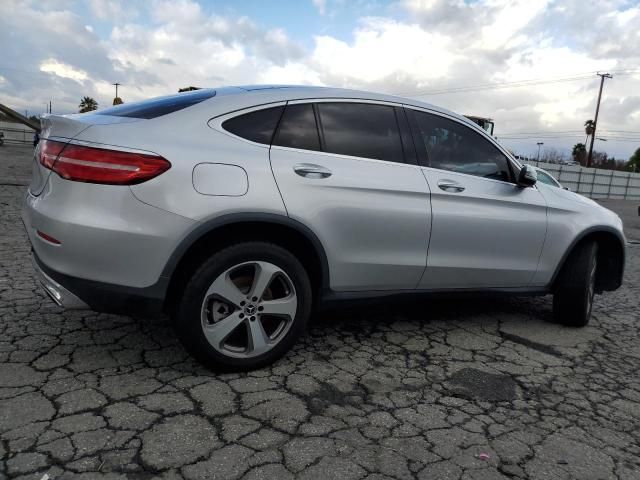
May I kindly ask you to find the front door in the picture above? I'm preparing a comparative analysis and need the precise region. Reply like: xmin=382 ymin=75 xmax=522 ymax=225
xmin=406 ymin=107 xmax=548 ymax=289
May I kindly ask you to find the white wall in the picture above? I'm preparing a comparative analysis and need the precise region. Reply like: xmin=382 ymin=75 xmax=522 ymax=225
xmin=530 ymin=161 xmax=640 ymax=201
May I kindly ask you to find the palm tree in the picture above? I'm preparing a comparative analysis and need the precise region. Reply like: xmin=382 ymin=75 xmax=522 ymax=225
xmin=572 ymin=143 xmax=587 ymax=166
xmin=79 ymin=97 xmax=98 ymax=113
xmin=584 ymin=119 xmax=595 ymax=136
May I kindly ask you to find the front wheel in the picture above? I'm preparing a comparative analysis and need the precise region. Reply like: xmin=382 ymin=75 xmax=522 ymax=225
xmin=553 ymin=240 xmax=598 ymax=327
xmin=173 ymin=242 xmax=312 ymax=371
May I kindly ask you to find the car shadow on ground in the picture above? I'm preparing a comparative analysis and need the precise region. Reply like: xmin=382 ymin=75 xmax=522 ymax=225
xmin=312 ymin=292 xmax=556 ymax=329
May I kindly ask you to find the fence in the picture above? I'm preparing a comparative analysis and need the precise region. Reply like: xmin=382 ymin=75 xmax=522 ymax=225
xmin=528 ymin=160 xmax=640 ymax=201
xmin=0 ymin=124 xmax=36 ymax=145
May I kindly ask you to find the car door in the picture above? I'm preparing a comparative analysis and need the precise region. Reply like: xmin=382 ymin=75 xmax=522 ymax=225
xmin=270 ymin=100 xmax=432 ymax=291
xmin=406 ymin=107 xmax=548 ymax=289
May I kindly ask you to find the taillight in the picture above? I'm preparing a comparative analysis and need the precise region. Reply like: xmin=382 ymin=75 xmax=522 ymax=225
xmin=39 ymin=139 xmax=171 ymax=185
xmin=39 ymin=140 xmax=66 ymax=169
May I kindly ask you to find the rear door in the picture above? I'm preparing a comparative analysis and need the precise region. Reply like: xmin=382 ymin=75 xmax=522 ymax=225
xmin=270 ymin=100 xmax=432 ymax=291
xmin=406 ymin=107 xmax=547 ymax=289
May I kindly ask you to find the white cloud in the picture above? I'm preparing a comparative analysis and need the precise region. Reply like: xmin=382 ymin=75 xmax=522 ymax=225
xmin=40 ymin=59 xmax=88 ymax=82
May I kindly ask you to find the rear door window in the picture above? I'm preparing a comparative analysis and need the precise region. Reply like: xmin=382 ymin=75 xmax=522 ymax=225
xmin=316 ymin=103 xmax=405 ymax=163
xmin=409 ymin=109 xmax=513 ymax=182
xmin=96 ymin=89 xmax=216 ymax=119
xmin=272 ymin=104 xmax=321 ymax=151
xmin=222 ymin=106 xmax=284 ymax=144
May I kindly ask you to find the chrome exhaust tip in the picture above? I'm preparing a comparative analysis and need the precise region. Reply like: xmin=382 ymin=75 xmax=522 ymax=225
xmin=31 ymin=255 xmax=89 ymax=310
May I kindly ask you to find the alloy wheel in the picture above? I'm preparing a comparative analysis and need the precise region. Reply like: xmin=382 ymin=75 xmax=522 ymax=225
xmin=200 ymin=261 xmax=297 ymax=358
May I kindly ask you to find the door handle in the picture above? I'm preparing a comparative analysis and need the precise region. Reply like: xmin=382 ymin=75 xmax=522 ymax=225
xmin=293 ymin=163 xmax=332 ymax=179
xmin=437 ymin=180 xmax=465 ymax=192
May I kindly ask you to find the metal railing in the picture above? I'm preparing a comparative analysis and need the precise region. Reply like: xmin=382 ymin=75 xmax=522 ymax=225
xmin=529 ymin=160 xmax=640 ymax=201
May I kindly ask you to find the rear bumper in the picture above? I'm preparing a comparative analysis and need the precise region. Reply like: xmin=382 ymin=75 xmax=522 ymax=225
xmin=21 ymin=174 xmax=195 ymax=289
xmin=32 ymin=251 xmax=167 ymax=315
xmin=31 ymin=254 xmax=88 ymax=309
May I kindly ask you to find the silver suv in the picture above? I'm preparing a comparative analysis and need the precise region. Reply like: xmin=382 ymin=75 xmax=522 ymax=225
xmin=22 ymin=86 xmax=625 ymax=370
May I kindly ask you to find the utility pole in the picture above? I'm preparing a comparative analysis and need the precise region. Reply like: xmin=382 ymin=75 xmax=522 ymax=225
xmin=536 ymin=142 xmax=544 ymax=161
xmin=587 ymin=73 xmax=612 ymax=168
xmin=113 ymin=82 xmax=121 ymax=98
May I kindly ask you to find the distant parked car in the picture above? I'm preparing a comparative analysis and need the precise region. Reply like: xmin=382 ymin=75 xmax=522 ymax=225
xmin=23 ymin=86 xmax=626 ymax=370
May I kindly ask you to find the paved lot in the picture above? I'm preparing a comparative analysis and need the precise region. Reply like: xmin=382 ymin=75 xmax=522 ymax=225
xmin=1 ymin=145 xmax=640 ymax=480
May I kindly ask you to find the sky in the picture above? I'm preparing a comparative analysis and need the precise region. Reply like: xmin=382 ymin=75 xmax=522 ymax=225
xmin=2 ymin=0 xmax=640 ymax=160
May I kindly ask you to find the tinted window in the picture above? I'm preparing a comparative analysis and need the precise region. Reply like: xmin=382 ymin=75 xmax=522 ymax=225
xmin=97 ymin=89 xmax=216 ymax=119
xmin=317 ymin=103 xmax=404 ymax=163
xmin=273 ymin=104 xmax=320 ymax=151
xmin=222 ymin=106 xmax=284 ymax=144
xmin=411 ymin=110 xmax=512 ymax=182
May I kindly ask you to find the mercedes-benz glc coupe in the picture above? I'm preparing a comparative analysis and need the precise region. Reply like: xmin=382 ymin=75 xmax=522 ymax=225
xmin=23 ymin=86 xmax=625 ymax=370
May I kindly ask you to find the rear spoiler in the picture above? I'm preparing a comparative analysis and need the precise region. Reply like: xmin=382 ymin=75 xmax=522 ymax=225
xmin=40 ymin=114 xmax=93 ymax=140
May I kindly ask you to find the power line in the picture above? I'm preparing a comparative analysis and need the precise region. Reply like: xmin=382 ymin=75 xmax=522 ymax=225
xmin=393 ymin=74 xmax=597 ymax=97
xmin=391 ymin=68 xmax=640 ymax=97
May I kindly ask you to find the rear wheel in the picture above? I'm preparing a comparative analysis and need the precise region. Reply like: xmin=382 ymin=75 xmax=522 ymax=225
xmin=174 ymin=242 xmax=312 ymax=371
xmin=553 ymin=240 xmax=598 ymax=327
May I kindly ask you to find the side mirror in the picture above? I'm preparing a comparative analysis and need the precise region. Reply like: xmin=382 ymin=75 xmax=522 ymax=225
xmin=517 ymin=165 xmax=537 ymax=188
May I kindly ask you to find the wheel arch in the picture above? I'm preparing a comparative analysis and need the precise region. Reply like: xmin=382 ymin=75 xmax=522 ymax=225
xmin=550 ymin=226 xmax=625 ymax=293
xmin=162 ymin=213 xmax=330 ymax=313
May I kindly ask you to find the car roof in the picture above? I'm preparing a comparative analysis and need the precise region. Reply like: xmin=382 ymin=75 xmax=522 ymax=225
xmin=217 ymin=84 xmax=479 ymax=131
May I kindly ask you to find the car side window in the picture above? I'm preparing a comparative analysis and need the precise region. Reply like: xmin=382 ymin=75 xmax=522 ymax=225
xmin=410 ymin=109 xmax=512 ymax=182
xmin=272 ymin=104 xmax=321 ymax=151
xmin=316 ymin=103 xmax=405 ymax=163
xmin=222 ymin=106 xmax=284 ymax=144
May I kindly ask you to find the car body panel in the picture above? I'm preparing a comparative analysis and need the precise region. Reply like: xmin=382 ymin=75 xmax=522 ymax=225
xmin=419 ymin=167 xmax=548 ymax=288
xmin=530 ymin=183 xmax=624 ymax=286
xmin=270 ymin=145 xmax=432 ymax=291
xmin=22 ymin=174 xmax=195 ymax=288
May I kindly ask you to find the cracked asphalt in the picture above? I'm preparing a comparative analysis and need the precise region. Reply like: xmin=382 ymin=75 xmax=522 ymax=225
xmin=1 ymin=144 xmax=640 ymax=480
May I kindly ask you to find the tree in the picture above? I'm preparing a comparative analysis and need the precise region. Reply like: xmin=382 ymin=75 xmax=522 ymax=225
xmin=112 ymin=97 xmax=124 ymax=105
xmin=584 ymin=119 xmax=595 ymax=136
xmin=540 ymin=147 xmax=566 ymax=164
xmin=628 ymin=147 xmax=640 ymax=172
xmin=572 ymin=143 xmax=587 ymax=165
xmin=78 ymin=97 xmax=98 ymax=113
xmin=591 ymin=151 xmax=609 ymax=168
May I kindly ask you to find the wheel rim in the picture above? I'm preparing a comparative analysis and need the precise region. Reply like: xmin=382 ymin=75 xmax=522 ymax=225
xmin=586 ymin=256 xmax=597 ymax=316
xmin=200 ymin=261 xmax=297 ymax=359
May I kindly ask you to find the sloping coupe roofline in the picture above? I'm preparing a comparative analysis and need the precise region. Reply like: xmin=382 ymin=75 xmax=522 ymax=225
xmin=224 ymin=84 xmax=471 ymax=125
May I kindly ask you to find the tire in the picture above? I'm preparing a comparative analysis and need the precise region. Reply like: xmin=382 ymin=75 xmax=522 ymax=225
xmin=173 ymin=241 xmax=312 ymax=371
xmin=553 ymin=240 xmax=598 ymax=327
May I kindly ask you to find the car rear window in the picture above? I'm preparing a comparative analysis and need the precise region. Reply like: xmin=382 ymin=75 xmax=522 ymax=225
xmin=222 ymin=106 xmax=284 ymax=144
xmin=96 ymin=89 xmax=216 ymax=119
